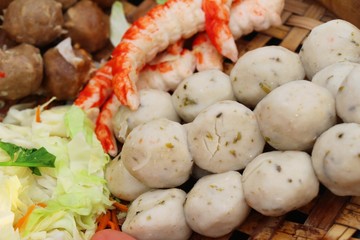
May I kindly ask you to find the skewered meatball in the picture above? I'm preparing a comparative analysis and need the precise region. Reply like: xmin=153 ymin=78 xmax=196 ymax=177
xmin=64 ymin=0 xmax=110 ymax=53
xmin=3 ymin=0 xmax=63 ymax=47
xmin=0 ymin=44 xmax=43 ymax=100
xmin=43 ymin=38 xmax=92 ymax=100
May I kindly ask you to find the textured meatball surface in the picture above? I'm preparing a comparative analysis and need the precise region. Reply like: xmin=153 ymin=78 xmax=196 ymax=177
xmin=64 ymin=0 xmax=110 ymax=52
xmin=3 ymin=0 xmax=63 ymax=47
xmin=0 ymin=44 xmax=43 ymax=100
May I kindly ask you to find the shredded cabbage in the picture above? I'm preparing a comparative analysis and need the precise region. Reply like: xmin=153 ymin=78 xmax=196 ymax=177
xmin=109 ymin=1 xmax=130 ymax=47
xmin=0 ymin=105 xmax=112 ymax=240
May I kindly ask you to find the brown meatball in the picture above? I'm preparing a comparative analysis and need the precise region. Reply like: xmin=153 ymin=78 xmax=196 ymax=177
xmin=0 ymin=44 xmax=43 ymax=100
xmin=43 ymin=45 xmax=92 ymax=100
xmin=64 ymin=0 xmax=110 ymax=53
xmin=0 ymin=0 xmax=14 ymax=11
xmin=3 ymin=0 xmax=63 ymax=47
xmin=90 ymin=0 xmax=115 ymax=8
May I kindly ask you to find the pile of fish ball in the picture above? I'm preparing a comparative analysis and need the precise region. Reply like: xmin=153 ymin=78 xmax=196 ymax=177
xmin=105 ymin=19 xmax=360 ymax=239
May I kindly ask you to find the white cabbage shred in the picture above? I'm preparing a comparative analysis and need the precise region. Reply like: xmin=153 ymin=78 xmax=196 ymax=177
xmin=0 ymin=104 xmax=112 ymax=240
xmin=109 ymin=1 xmax=130 ymax=47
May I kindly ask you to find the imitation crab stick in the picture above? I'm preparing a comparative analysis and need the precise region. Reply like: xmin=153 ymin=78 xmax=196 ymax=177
xmin=74 ymin=0 xmax=285 ymax=156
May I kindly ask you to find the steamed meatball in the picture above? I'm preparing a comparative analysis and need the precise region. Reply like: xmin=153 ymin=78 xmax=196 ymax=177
xmin=299 ymin=19 xmax=360 ymax=79
xmin=64 ymin=0 xmax=110 ymax=53
xmin=121 ymin=118 xmax=193 ymax=188
xmin=312 ymin=61 xmax=360 ymax=96
xmin=254 ymin=80 xmax=336 ymax=151
xmin=230 ymin=46 xmax=305 ymax=107
xmin=0 ymin=44 xmax=43 ymax=100
xmin=112 ymin=89 xmax=180 ymax=143
xmin=242 ymin=151 xmax=319 ymax=216
xmin=122 ymin=189 xmax=192 ymax=240
xmin=184 ymin=171 xmax=250 ymax=238
xmin=43 ymin=39 xmax=92 ymax=100
xmin=105 ymin=155 xmax=151 ymax=201
xmin=3 ymin=0 xmax=63 ymax=47
xmin=312 ymin=123 xmax=360 ymax=196
xmin=336 ymin=66 xmax=360 ymax=123
xmin=172 ymin=69 xmax=235 ymax=122
xmin=186 ymin=100 xmax=265 ymax=173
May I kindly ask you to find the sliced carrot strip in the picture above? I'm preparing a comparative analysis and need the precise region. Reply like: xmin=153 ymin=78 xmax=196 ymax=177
xmin=36 ymin=203 xmax=47 ymax=208
xmin=35 ymin=105 xmax=41 ymax=123
xmin=96 ymin=210 xmax=111 ymax=232
xmin=113 ymin=202 xmax=128 ymax=212
xmin=107 ymin=221 xmax=118 ymax=230
xmin=15 ymin=203 xmax=46 ymax=230
xmin=111 ymin=210 xmax=120 ymax=230
xmin=96 ymin=213 xmax=104 ymax=223
xmin=15 ymin=205 xmax=36 ymax=230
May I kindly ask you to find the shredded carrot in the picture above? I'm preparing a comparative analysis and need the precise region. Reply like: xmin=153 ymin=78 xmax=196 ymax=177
xmin=36 ymin=202 xmax=47 ymax=208
xmin=35 ymin=105 xmax=41 ymax=123
xmin=96 ymin=210 xmax=111 ymax=232
xmin=96 ymin=213 xmax=104 ymax=223
xmin=15 ymin=203 xmax=46 ymax=230
xmin=113 ymin=202 xmax=128 ymax=212
xmin=107 ymin=221 xmax=119 ymax=230
xmin=15 ymin=205 xmax=36 ymax=230
xmin=111 ymin=210 xmax=120 ymax=230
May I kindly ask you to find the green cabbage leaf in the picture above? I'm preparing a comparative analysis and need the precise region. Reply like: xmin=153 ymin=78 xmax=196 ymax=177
xmin=0 ymin=105 xmax=112 ymax=240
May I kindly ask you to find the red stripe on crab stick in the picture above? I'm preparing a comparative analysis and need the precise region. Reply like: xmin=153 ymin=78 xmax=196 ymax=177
xmin=74 ymin=62 xmax=114 ymax=110
xmin=95 ymin=93 xmax=121 ymax=156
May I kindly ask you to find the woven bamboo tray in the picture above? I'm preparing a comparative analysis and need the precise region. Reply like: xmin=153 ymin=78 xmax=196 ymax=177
xmin=122 ymin=0 xmax=360 ymax=239
xmin=0 ymin=0 xmax=358 ymax=239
